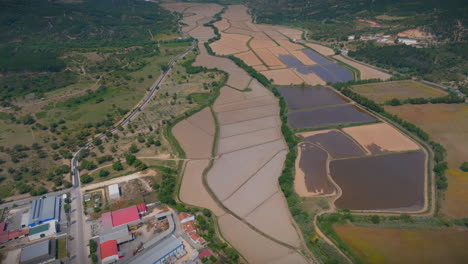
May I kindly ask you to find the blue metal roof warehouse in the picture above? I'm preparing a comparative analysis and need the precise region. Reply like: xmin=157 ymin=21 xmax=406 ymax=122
xmin=28 ymin=196 xmax=61 ymax=227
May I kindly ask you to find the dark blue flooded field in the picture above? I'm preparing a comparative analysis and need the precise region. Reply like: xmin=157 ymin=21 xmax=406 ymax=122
xmin=279 ymin=49 xmax=353 ymax=83
xmin=288 ymin=104 xmax=376 ymax=129
xmin=278 ymin=86 xmax=349 ymax=110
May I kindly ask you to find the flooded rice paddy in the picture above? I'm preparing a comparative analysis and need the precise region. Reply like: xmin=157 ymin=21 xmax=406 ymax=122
xmin=301 ymin=130 xmax=366 ymax=158
xmin=297 ymin=142 xmax=334 ymax=195
xmin=330 ymin=151 xmax=425 ymax=211
xmin=288 ymin=104 xmax=376 ymax=129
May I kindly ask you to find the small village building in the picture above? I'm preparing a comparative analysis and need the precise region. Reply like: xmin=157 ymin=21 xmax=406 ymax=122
xmin=178 ymin=213 xmax=195 ymax=224
xmin=19 ymin=239 xmax=56 ymax=264
xmin=136 ymin=203 xmax=147 ymax=215
xmin=100 ymin=240 xmax=119 ymax=264
xmin=348 ymin=35 xmax=355 ymax=40
xmin=108 ymin=184 xmax=120 ymax=200
xmin=28 ymin=222 xmax=57 ymax=241
xmin=398 ymin=38 xmax=418 ymax=45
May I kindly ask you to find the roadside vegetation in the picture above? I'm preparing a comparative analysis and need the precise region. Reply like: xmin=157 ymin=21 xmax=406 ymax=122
xmin=0 ymin=0 xmax=187 ymax=200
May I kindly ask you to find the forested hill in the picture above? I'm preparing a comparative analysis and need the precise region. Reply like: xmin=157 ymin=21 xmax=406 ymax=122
xmin=245 ymin=0 xmax=467 ymax=41
xmin=0 ymin=0 xmax=178 ymax=72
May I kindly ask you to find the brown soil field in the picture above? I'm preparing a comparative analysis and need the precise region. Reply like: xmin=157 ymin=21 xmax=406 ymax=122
xmin=353 ymin=81 xmax=447 ymax=103
xmin=234 ymin=50 xmax=263 ymax=66
xmin=342 ymin=123 xmax=420 ymax=154
xmin=214 ymin=18 xmax=230 ymax=32
xmin=188 ymin=25 xmax=216 ymax=41
xmin=335 ymin=225 xmax=468 ymax=264
xmin=275 ymin=27 xmax=303 ymax=40
xmin=385 ymin=104 xmax=467 ymax=168
xmin=299 ymin=130 xmax=366 ymax=158
xmin=268 ymin=46 xmax=290 ymax=56
xmin=245 ymin=192 xmax=302 ymax=248
xmin=295 ymin=142 xmax=335 ymax=196
xmin=223 ymin=151 xmax=287 ymax=217
xmin=331 ymin=151 xmax=425 ymax=211
xmin=277 ymin=40 xmax=304 ymax=51
xmin=398 ymin=28 xmax=433 ymax=39
xmin=334 ymin=55 xmax=392 ymax=80
xmin=172 ymin=114 xmax=213 ymax=159
xmin=185 ymin=107 xmax=215 ymax=136
xmin=218 ymin=214 xmax=305 ymax=264
xmin=207 ymin=139 xmax=285 ymax=201
xmin=229 ymin=20 xmax=252 ymax=31
xmin=219 ymin=115 xmax=279 ymax=138
xmin=194 ymin=43 xmax=252 ymax=89
xmin=214 ymin=96 xmax=276 ymax=113
xmin=223 ymin=5 xmax=251 ymax=21
xmin=250 ymin=39 xmax=278 ymax=49
xmin=295 ymin=71 xmax=326 ymax=85
xmin=214 ymin=86 xmax=247 ymax=105
xmin=217 ymin=104 xmax=279 ymax=125
xmin=180 ymin=160 xmax=224 ymax=216
xmin=386 ymin=104 xmax=468 ymax=217
xmin=253 ymin=65 xmax=268 ymax=71
xmin=304 ymin=43 xmax=335 ymax=56
xmin=254 ymin=48 xmax=285 ymax=67
xmin=290 ymin=50 xmax=317 ymax=65
xmin=217 ymin=127 xmax=281 ymax=154
xmin=210 ymin=32 xmax=251 ymax=55
xmin=264 ymin=30 xmax=288 ymax=40
xmin=261 ymin=69 xmax=305 ymax=85
xmin=246 ymin=78 xmax=273 ymax=98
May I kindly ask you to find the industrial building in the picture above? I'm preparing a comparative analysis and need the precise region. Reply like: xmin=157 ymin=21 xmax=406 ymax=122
xmin=129 ymin=235 xmax=186 ymax=264
xmin=100 ymin=225 xmax=133 ymax=244
xmin=101 ymin=204 xmax=146 ymax=229
xmin=19 ymin=239 xmax=56 ymax=264
xmin=28 ymin=221 xmax=57 ymax=241
xmin=28 ymin=196 xmax=61 ymax=227
xmin=100 ymin=240 xmax=119 ymax=264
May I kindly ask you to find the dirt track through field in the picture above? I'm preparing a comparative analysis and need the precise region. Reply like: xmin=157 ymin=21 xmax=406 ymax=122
xmin=163 ymin=3 xmax=310 ymax=263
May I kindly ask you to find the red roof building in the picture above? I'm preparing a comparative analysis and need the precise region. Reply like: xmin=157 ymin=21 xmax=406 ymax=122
xmin=101 ymin=205 xmax=141 ymax=229
xmin=100 ymin=240 xmax=119 ymax=264
xmin=199 ymin=249 xmax=212 ymax=259
xmin=178 ymin=212 xmax=195 ymax=224
xmin=111 ymin=206 xmax=140 ymax=227
xmin=136 ymin=203 xmax=147 ymax=214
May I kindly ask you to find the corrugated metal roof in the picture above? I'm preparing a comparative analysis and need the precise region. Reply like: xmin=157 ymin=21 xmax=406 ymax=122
xmin=28 ymin=196 xmax=60 ymax=226
xmin=29 ymin=223 xmax=49 ymax=235
xmin=19 ymin=239 xmax=50 ymax=262
xmin=108 ymin=184 xmax=120 ymax=199
xmin=101 ymin=212 xmax=113 ymax=230
xmin=129 ymin=235 xmax=183 ymax=264
xmin=100 ymin=225 xmax=132 ymax=244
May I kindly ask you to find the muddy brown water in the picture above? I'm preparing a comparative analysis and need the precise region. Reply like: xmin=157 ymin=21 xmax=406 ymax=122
xmin=277 ymin=86 xmax=349 ymax=110
xmin=331 ymin=151 xmax=425 ymax=211
xmin=299 ymin=142 xmax=335 ymax=194
xmin=302 ymin=130 xmax=365 ymax=158
xmin=288 ymin=104 xmax=376 ymax=129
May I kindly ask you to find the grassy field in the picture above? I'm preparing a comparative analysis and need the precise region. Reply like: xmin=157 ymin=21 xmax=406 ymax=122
xmin=335 ymin=224 xmax=468 ymax=264
xmin=57 ymin=237 xmax=67 ymax=259
xmin=0 ymin=44 xmax=192 ymax=200
xmin=386 ymin=103 xmax=468 ymax=218
xmin=352 ymin=81 xmax=447 ymax=103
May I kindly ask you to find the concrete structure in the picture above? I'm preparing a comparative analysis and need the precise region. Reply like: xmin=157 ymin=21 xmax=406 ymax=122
xmin=108 ymin=184 xmax=121 ymax=200
xmin=398 ymin=38 xmax=418 ymax=45
xmin=100 ymin=240 xmax=119 ymax=264
xmin=19 ymin=239 xmax=56 ymax=264
xmin=28 ymin=196 xmax=61 ymax=227
xmin=28 ymin=221 xmax=57 ymax=241
xmin=178 ymin=213 xmax=195 ymax=224
xmin=129 ymin=235 xmax=186 ymax=264
xmin=100 ymin=225 xmax=133 ymax=244
xmin=348 ymin=35 xmax=355 ymax=41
